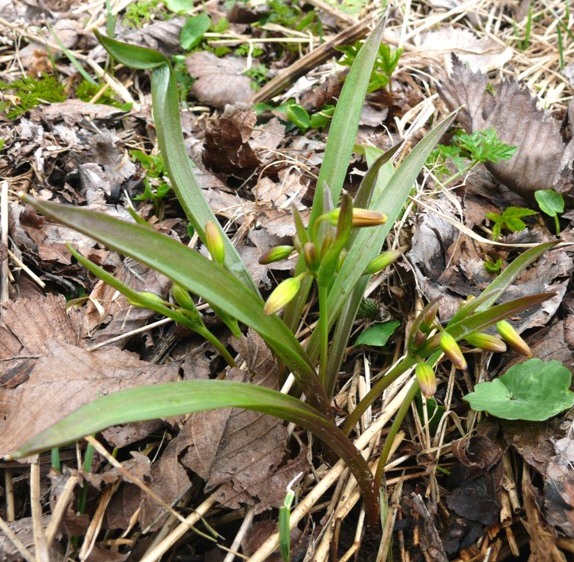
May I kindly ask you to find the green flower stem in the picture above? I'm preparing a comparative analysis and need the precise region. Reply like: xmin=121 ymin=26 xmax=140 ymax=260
xmin=342 ymin=354 xmax=418 ymax=435
xmin=318 ymin=282 xmax=330 ymax=387
xmin=374 ymin=379 xmax=419 ymax=489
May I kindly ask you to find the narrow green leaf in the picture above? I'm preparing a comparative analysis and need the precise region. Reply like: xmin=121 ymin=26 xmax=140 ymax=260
xmin=446 ymin=292 xmax=555 ymax=341
xmin=8 ymin=380 xmax=380 ymax=527
xmin=309 ymin=16 xmax=387 ymax=225
xmin=449 ymin=241 xmax=557 ymax=324
xmin=96 ymin=31 xmax=168 ymax=68
xmin=97 ymin=33 xmax=258 ymax=292
xmin=21 ymin=196 xmax=332 ymax=416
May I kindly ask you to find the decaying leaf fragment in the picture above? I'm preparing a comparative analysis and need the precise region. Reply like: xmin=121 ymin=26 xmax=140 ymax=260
xmin=438 ymin=57 xmax=574 ymax=203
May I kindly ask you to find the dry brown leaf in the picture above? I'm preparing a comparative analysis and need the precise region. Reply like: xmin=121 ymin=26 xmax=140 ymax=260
xmin=202 ymin=114 xmax=260 ymax=176
xmin=187 ymin=52 xmax=254 ymax=108
xmin=85 ymin=257 xmax=172 ymax=344
xmin=523 ymin=468 xmax=567 ymax=562
xmin=117 ymin=17 xmax=185 ymax=55
xmin=0 ymin=294 xmax=83 ymax=388
xmin=177 ymin=331 xmax=309 ymax=512
xmin=0 ymin=341 xmax=180 ymax=457
xmin=438 ymin=57 xmax=574 ymax=202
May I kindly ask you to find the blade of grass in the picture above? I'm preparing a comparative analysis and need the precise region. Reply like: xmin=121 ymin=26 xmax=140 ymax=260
xmin=8 ymin=380 xmax=380 ymax=529
xmin=96 ymin=32 xmax=258 ymax=293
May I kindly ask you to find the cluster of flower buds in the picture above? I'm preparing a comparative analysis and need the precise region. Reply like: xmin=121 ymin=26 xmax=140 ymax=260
xmin=258 ymin=196 xmax=390 ymax=315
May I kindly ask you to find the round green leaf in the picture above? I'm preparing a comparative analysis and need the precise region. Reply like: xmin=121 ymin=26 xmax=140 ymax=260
xmin=535 ymin=189 xmax=565 ymax=218
xmin=464 ymin=359 xmax=574 ymax=421
xmin=180 ymin=13 xmax=211 ymax=50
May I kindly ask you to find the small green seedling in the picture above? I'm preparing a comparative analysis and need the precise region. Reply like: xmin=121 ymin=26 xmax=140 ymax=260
xmin=337 ymin=42 xmax=403 ymax=94
xmin=535 ymin=189 xmax=564 ymax=235
xmin=279 ymin=472 xmax=302 ymax=562
xmin=285 ymin=101 xmax=335 ymax=132
xmin=355 ymin=320 xmax=400 ymax=347
xmin=123 ymin=0 xmax=161 ymax=28
xmin=486 ymin=206 xmax=537 ymax=240
xmin=428 ymin=128 xmax=517 ymax=185
xmin=464 ymin=358 xmax=574 ymax=421
xmin=180 ymin=13 xmax=211 ymax=50
xmin=131 ymin=149 xmax=172 ymax=213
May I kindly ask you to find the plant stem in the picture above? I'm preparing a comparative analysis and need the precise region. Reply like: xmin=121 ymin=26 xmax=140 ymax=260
xmin=342 ymin=354 xmax=418 ymax=435
xmin=374 ymin=379 xmax=419 ymax=488
xmin=318 ymin=283 xmax=330 ymax=387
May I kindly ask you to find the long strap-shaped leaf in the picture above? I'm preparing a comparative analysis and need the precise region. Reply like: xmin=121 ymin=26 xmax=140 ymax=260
xmin=8 ymin=380 xmax=380 ymax=528
xmin=96 ymin=32 xmax=258 ymax=293
xmin=21 ymin=195 xmax=332 ymax=417
xmin=308 ymin=16 xmax=387 ymax=226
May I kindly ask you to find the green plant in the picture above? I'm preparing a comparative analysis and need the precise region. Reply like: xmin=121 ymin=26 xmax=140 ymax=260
xmin=535 ymin=189 xmax=564 ymax=235
xmin=429 ymin=128 xmax=517 ymax=184
xmin=123 ymin=0 xmax=161 ymax=28
xmin=486 ymin=206 xmax=537 ymax=240
xmin=75 ymin=79 xmax=132 ymax=110
xmin=284 ymin=100 xmax=335 ymax=131
xmin=180 ymin=13 xmax=211 ymax=50
xmin=131 ymin=148 xmax=172 ymax=214
xmin=9 ymin=23 xmax=557 ymax=539
xmin=337 ymin=42 xmax=403 ymax=94
xmin=513 ymin=5 xmax=533 ymax=51
xmin=464 ymin=358 xmax=574 ymax=420
xmin=0 ymin=75 xmax=65 ymax=119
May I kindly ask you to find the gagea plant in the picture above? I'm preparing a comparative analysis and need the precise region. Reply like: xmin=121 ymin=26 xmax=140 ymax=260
xmin=9 ymin=19 xmax=556 ymax=536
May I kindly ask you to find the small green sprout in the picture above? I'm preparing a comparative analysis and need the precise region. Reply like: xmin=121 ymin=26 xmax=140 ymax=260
xmin=535 ymin=189 xmax=564 ymax=235
xmin=486 ymin=206 xmax=537 ymax=240
xmin=279 ymin=472 xmax=303 ymax=562
xmin=284 ymin=101 xmax=335 ymax=132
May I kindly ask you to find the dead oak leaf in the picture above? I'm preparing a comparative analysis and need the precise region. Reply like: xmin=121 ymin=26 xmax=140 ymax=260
xmin=0 ymin=341 xmax=180 ymax=458
xmin=187 ymin=52 xmax=254 ymax=108
xmin=438 ymin=57 xmax=574 ymax=202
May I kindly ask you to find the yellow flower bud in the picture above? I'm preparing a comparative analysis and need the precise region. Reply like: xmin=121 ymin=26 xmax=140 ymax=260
xmin=463 ymin=332 xmax=507 ymax=353
xmin=440 ymin=332 xmax=467 ymax=371
xmin=264 ymin=274 xmax=306 ymax=315
xmin=416 ymin=362 xmax=437 ymax=398
xmin=322 ymin=208 xmax=387 ymax=227
xmin=364 ymin=250 xmax=401 ymax=275
xmin=496 ymin=320 xmax=532 ymax=357
xmin=205 ymin=221 xmax=226 ymax=265
xmin=258 ymin=245 xmax=295 ymax=265
xmin=172 ymin=284 xmax=202 ymax=324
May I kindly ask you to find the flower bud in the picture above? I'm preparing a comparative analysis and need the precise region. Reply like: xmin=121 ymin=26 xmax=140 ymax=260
xmin=264 ymin=274 xmax=305 ymax=315
xmin=259 ymin=245 xmax=295 ymax=265
xmin=129 ymin=291 xmax=165 ymax=308
xmin=419 ymin=300 xmax=440 ymax=333
xmin=298 ymin=242 xmax=317 ymax=272
xmin=364 ymin=250 xmax=401 ymax=275
xmin=496 ymin=320 xmax=532 ymax=357
xmin=322 ymin=208 xmax=387 ymax=227
xmin=172 ymin=284 xmax=202 ymax=324
xmin=205 ymin=221 xmax=225 ymax=265
xmin=416 ymin=362 xmax=437 ymax=398
xmin=440 ymin=332 xmax=467 ymax=371
xmin=463 ymin=332 xmax=507 ymax=353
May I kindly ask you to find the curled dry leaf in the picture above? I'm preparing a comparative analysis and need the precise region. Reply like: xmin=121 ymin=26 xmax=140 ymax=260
xmin=438 ymin=57 xmax=574 ymax=202
xmin=187 ymin=51 xmax=254 ymax=108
